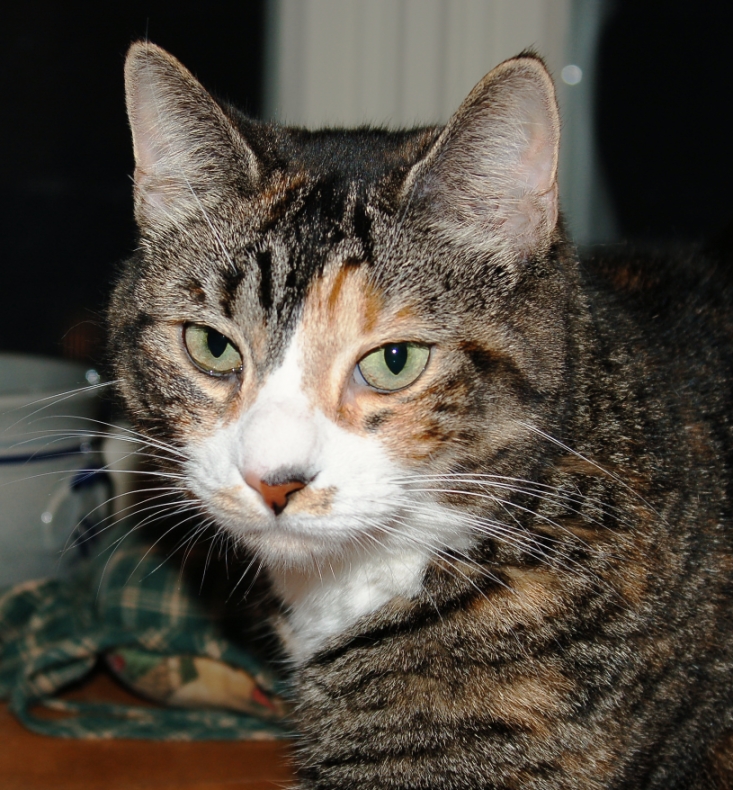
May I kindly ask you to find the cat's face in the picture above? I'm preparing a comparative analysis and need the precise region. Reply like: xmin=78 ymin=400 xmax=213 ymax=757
xmin=109 ymin=44 xmax=568 ymax=604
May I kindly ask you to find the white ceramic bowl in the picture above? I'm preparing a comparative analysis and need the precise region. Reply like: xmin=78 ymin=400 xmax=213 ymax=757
xmin=0 ymin=353 xmax=109 ymax=586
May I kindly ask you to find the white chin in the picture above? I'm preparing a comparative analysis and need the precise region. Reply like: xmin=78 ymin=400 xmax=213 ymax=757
xmin=232 ymin=520 xmax=357 ymax=570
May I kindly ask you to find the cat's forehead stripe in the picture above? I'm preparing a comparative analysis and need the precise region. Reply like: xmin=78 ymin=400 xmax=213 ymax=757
xmin=219 ymin=267 xmax=246 ymax=319
xmin=256 ymin=249 xmax=274 ymax=313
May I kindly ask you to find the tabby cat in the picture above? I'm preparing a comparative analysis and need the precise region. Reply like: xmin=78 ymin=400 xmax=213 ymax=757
xmin=108 ymin=42 xmax=733 ymax=789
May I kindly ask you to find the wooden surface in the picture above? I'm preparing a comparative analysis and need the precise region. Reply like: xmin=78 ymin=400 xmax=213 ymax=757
xmin=0 ymin=672 xmax=295 ymax=790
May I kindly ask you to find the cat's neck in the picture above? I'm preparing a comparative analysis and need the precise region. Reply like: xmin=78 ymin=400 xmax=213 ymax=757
xmin=268 ymin=544 xmax=436 ymax=663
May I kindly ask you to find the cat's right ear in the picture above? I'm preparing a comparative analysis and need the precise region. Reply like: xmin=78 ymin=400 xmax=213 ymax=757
xmin=124 ymin=42 xmax=259 ymax=230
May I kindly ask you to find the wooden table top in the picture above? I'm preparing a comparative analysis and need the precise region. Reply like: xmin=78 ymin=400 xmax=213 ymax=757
xmin=0 ymin=671 xmax=295 ymax=790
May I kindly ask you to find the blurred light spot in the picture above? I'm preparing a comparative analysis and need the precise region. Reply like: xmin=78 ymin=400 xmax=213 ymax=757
xmin=41 ymin=511 xmax=53 ymax=524
xmin=85 ymin=369 xmax=101 ymax=385
xmin=561 ymin=64 xmax=583 ymax=86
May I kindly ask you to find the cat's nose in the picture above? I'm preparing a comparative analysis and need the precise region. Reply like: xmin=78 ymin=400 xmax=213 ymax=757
xmin=244 ymin=470 xmax=308 ymax=515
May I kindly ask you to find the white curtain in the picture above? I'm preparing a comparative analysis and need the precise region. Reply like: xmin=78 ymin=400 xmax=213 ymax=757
xmin=263 ymin=0 xmax=614 ymax=244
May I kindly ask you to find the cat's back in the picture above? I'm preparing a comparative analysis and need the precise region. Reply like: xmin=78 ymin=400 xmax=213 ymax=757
xmin=581 ymin=244 xmax=733 ymax=395
xmin=579 ymin=243 xmax=733 ymax=506
xmin=581 ymin=243 xmax=733 ymax=326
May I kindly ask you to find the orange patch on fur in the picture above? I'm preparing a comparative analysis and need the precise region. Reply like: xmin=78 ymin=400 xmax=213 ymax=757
xmin=254 ymin=171 xmax=309 ymax=224
xmin=471 ymin=565 xmax=567 ymax=630
xmin=484 ymin=666 xmax=572 ymax=735
xmin=297 ymin=260 xmax=451 ymax=469
xmin=300 ymin=262 xmax=385 ymax=406
xmin=299 ymin=261 xmax=424 ymax=414
xmin=556 ymin=454 xmax=606 ymax=477
xmin=286 ymin=485 xmax=336 ymax=516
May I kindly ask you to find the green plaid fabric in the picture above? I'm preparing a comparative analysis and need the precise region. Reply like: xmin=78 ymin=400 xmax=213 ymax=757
xmin=0 ymin=524 xmax=289 ymax=740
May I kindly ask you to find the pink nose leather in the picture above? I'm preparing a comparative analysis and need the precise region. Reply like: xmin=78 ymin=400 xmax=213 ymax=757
xmin=244 ymin=472 xmax=306 ymax=515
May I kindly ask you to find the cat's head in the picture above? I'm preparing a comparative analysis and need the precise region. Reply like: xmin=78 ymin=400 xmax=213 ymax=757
xmin=109 ymin=42 xmax=572 ymax=574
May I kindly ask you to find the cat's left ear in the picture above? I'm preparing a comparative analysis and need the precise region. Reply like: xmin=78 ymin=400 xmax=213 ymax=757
xmin=403 ymin=54 xmax=560 ymax=258
xmin=124 ymin=42 xmax=259 ymax=231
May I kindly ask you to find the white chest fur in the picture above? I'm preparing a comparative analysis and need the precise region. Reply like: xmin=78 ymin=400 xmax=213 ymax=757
xmin=268 ymin=545 xmax=431 ymax=662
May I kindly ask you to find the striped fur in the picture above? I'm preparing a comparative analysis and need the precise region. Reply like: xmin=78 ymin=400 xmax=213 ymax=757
xmin=108 ymin=42 xmax=733 ymax=788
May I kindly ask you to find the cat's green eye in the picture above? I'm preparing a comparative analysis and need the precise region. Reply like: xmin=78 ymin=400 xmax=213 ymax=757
xmin=184 ymin=324 xmax=242 ymax=375
xmin=357 ymin=343 xmax=430 ymax=392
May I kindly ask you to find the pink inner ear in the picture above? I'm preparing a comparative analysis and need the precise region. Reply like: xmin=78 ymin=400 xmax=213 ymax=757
xmin=503 ymin=113 xmax=559 ymax=236
xmin=126 ymin=60 xmax=188 ymax=216
xmin=521 ymin=120 xmax=558 ymax=195
xmin=129 ymin=82 xmax=166 ymax=180
xmin=410 ymin=59 xmax=561 ymax=256
xmin=483 ymin=80 xmax=559 ymax=236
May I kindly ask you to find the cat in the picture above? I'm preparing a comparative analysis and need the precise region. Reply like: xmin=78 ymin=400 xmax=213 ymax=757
xmin=108 ymin=41 xmax=733 ymax=789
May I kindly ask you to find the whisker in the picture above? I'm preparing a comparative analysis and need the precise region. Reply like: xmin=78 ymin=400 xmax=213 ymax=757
xmin=406 ymin=486 xmax=600 ymax=546
xmin=0 ymin=381 xmax=115 ymax=438
xmin=362 ymin=493 xmax=607 ymax=583
xmin=519 ymin=421 xmax=662 ymax=518
xmin=137 ymin=509 xmax=213 ymax=581
xmin=226 ymin=553 xmax=264 ymax=603
xmin=20 ymin=418 xmax=188 ymax=462
xmin=62 ymin=486 xmax=184 ymax=554
xmin=396 ymin=473 xmax=627 ymax=522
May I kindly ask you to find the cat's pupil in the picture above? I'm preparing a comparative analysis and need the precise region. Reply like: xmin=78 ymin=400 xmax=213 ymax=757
xmin=206 ymin=329 xmax=229 ymax=359
xmin=384 ymin=344 xmax=408 ymax=375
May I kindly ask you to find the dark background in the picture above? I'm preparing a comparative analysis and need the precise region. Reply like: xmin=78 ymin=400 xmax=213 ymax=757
xmin=0 ymin=2 xmax=265 ymax=364
xmin=1 ymin=1 xmax=731 ymax=364
xmin=596 ymin=1 xmax=733 ymax=245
